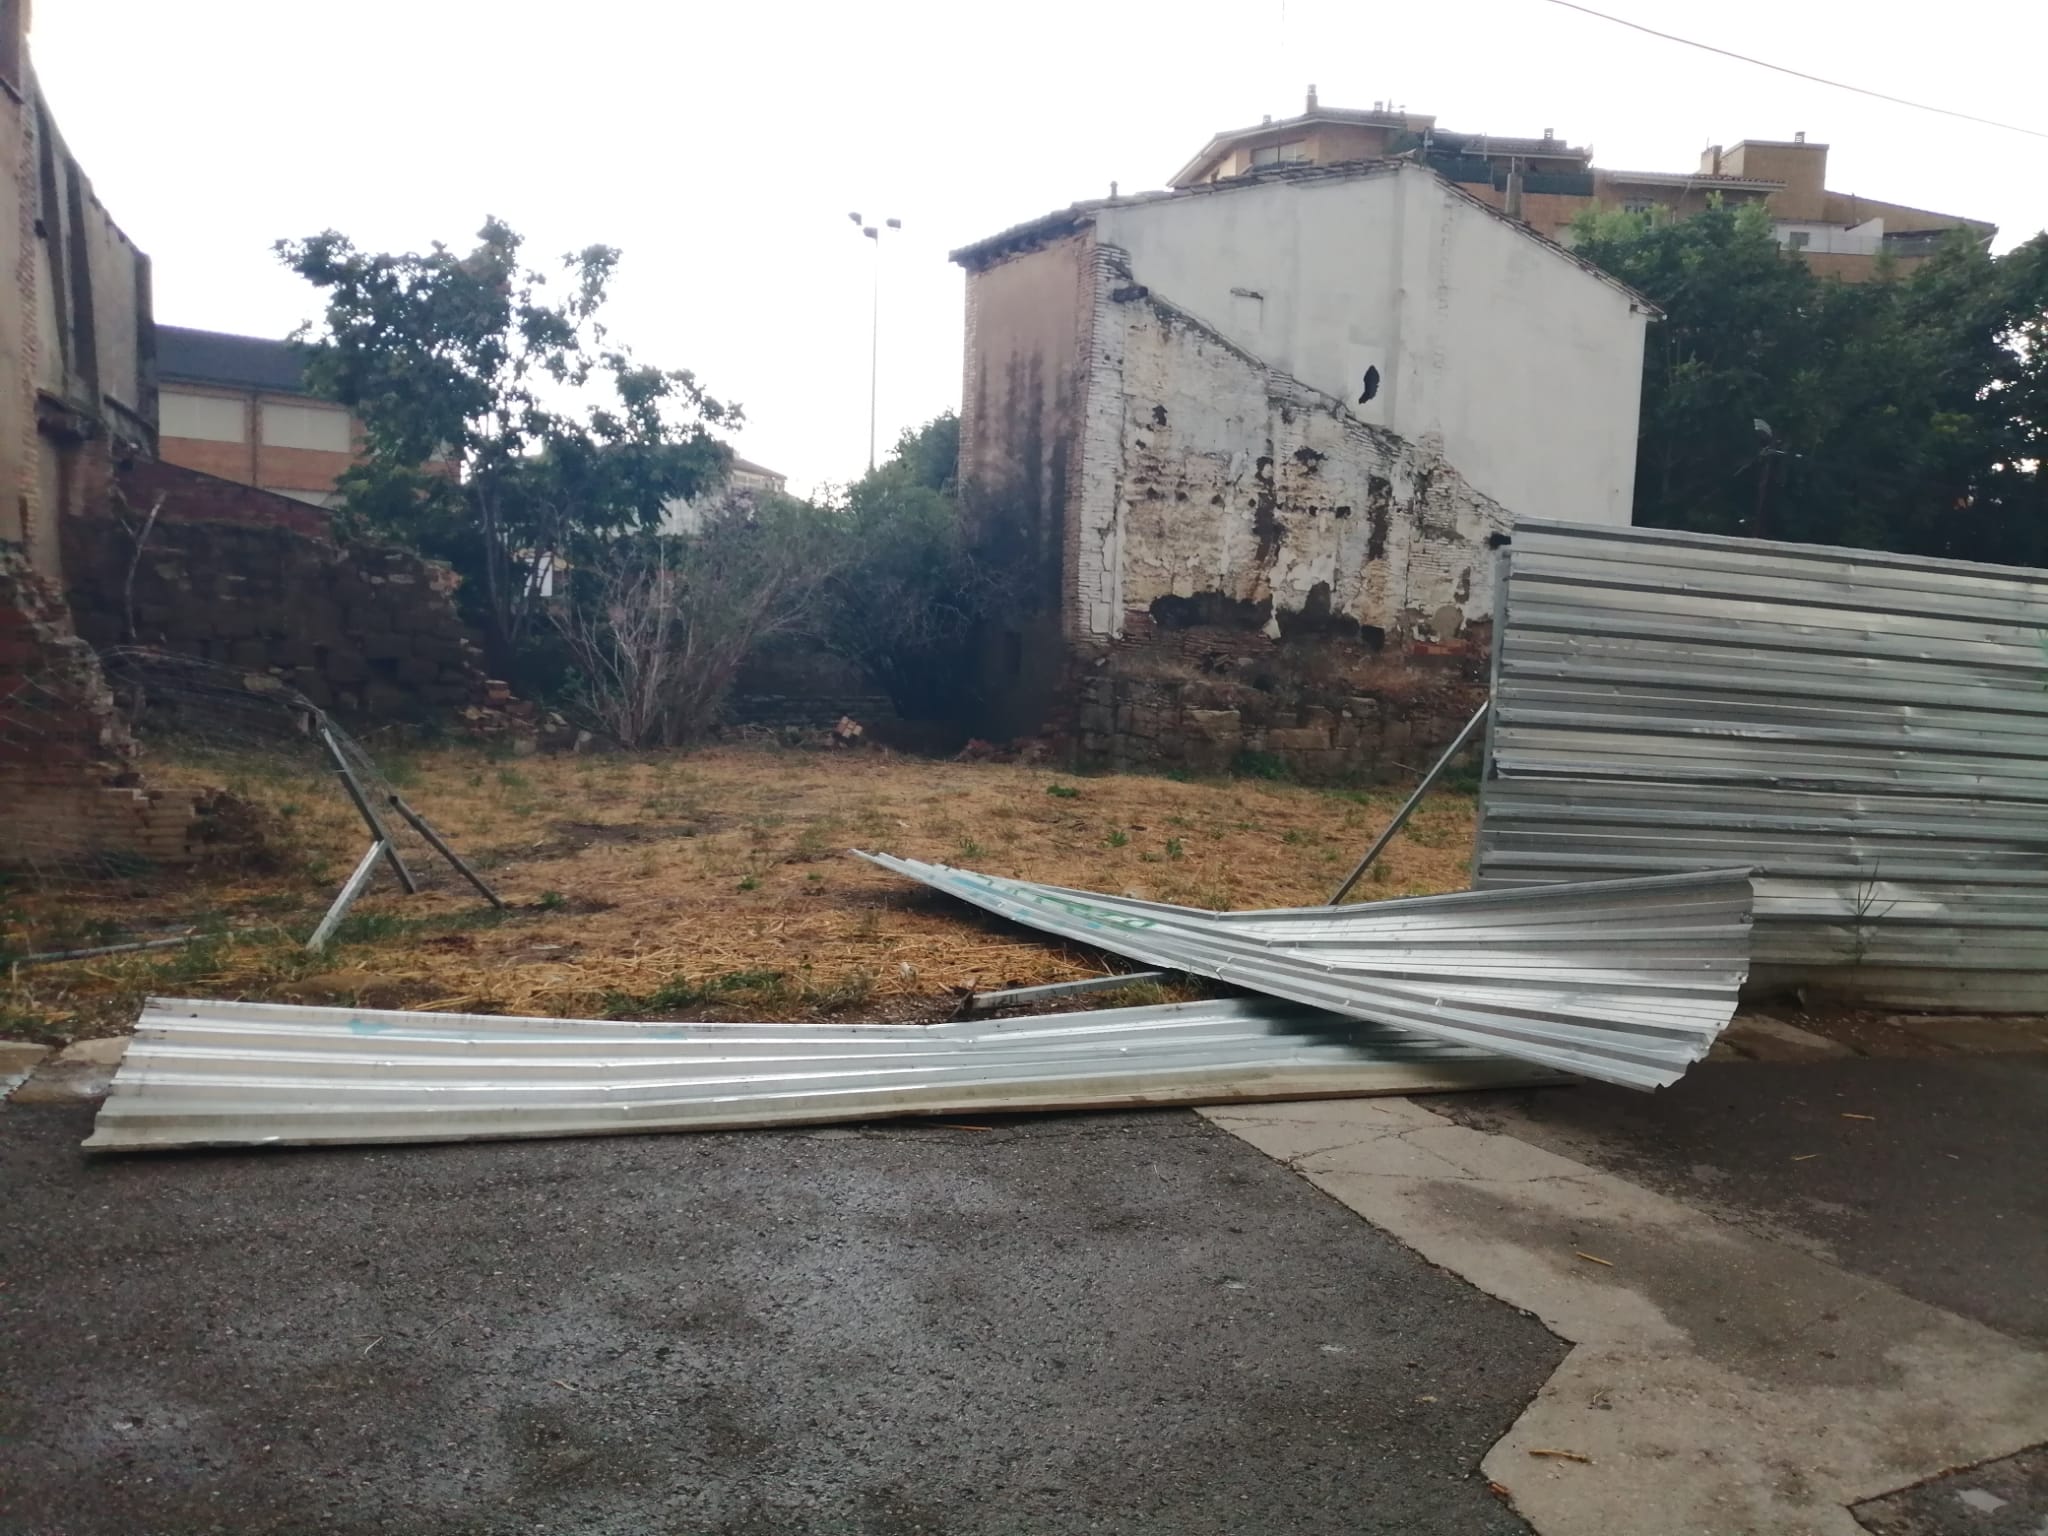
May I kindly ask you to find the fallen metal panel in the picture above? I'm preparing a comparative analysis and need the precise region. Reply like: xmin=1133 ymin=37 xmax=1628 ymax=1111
xmin=860 ymin=853 xmax=1753 ymax=1089
xmin=83 ymin=995 xmax=1551 ymax=1154
xmin=1474 ymin=519 xmax=2048 ymax=1009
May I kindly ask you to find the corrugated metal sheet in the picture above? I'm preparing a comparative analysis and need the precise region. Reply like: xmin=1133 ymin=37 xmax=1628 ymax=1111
xmin=860 ymin=854 xmax=1753 ymax=1088
xmin=84 ymin=996 xmax=1550 ymax=1154
xmin=1474 ymin=519 xmax=2048 ymax=1008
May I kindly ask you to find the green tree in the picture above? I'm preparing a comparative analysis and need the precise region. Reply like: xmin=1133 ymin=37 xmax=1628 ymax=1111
xmin=276 ymin=218 xmax=738 ymax=672
xmin=1573 ymin=204 xmax=2048 ymax=565
xmin=815 ymin=414 xmax=1008 ymax=719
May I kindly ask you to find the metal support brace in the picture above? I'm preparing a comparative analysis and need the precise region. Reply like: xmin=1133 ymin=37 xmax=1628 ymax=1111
xmin=319 ymin=724 xmax=417 ymax=894
xmin=389 ymin=795 xmax=504 ymax=908
xmin=306 ymin=840 xmax=387 ymax=953
xmin=1327 ymin=698 xmax=1491 ymax=906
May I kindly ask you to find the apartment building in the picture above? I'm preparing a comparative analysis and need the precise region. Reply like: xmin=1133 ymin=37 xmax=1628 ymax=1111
xmin=1173 ymin=90 xmax=1994 ymax=280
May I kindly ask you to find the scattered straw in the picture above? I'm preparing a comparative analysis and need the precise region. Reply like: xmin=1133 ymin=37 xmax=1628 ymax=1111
xmin=3 ymin=744 xmax=1478 ymax=1040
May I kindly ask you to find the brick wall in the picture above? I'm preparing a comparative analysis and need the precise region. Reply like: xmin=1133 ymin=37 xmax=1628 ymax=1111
xmin=0 ymin=545 xmax=213 ymax=870
xmin=60 ymin=460 xmax=492 ymax=720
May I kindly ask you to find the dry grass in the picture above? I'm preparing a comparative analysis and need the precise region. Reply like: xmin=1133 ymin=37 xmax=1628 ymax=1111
xmin=1 ymin=744 xmax=1477 ymax=1043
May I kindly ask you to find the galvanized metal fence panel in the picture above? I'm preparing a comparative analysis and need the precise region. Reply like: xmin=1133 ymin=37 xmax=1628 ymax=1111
xmin=862 ymin=854 xmax=1754 ymax=1088
xmin=1474 ymin=519 xmax=2048 ymax=1008
xmin=84 ymin=996 xmax=1548 ymax=1154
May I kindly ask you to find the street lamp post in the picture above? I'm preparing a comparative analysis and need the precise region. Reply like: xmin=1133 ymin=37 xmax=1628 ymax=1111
xmin=849 ymin=212 xmax=901 ymax=473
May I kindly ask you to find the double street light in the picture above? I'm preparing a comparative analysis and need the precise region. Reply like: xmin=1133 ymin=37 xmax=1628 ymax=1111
xmin=849 ymin=211 xmax=901 ymax=473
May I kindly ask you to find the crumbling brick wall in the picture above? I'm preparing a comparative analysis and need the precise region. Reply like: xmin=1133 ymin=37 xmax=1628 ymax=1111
xmin=0 ymin=546 xmax=211 ymax=868
xmin=60 ymin=461 xmax=492 ymax=720
xmin=1062 ymin=246 xmax=1502 ymax=779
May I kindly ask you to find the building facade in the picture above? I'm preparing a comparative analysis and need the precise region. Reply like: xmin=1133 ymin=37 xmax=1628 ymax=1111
xmin=953 ymin=158 xmax=1653 ymax=773
xmin=0 ymin=21 xmax=229 ymax=868
xmin=155 ymin=326 xmax=360 ymax=508
xmin=1173 ymin=91 xmax=1995 ymax=282
xmin=658 ymin=455 xmax=788 ymax=536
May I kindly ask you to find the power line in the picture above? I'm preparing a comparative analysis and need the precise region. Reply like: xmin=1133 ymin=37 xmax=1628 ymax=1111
xmin=1541 ymin=0 xmax=2048 ymax=142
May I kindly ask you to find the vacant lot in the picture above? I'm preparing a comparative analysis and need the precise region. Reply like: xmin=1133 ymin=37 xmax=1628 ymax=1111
xmin=3 ymin=746 xmax=1476 ymax=1043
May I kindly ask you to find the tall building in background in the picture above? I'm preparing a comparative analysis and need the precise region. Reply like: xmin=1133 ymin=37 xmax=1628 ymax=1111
xmin=154 ymin=327 xmax=361 ymax=508
xmin=1172 ymin=90 xmax=1995 ymax=281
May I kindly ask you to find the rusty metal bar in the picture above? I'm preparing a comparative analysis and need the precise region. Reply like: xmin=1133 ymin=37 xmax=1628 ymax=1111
xmin=1328 ymin=698 xmax=1490 ymax=905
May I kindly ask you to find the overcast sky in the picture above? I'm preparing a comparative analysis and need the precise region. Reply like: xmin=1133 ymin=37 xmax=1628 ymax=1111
xmin=34 ymin=0 xmax=2048 ymax=497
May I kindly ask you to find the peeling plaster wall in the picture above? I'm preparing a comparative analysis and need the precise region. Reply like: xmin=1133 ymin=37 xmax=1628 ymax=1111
xmin=1061 ymin=248 xmax=1499 ymax=779
xmin=953 ymin=164 xmax=1637 ymax=773
xmin=1092 ymin=163 xmax=1646 ymax=527
xmin=1091 ymin=256 xmax=1507 ymax=647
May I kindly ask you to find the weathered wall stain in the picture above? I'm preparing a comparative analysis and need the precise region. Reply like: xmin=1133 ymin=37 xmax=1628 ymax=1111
xmin=1096 ymin=264 xmax=1508 ymax=648
xmin=956 ymin=233 xmax=1506 ymax=775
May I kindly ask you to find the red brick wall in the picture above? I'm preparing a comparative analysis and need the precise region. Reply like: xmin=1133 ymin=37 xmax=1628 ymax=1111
xmin=0 ymin=546 xmax=208 ymax=870
xmin=64 ymin=459 xmax=490 ymax=721
xmin=118 ymin=457 xmax=331 ymax=537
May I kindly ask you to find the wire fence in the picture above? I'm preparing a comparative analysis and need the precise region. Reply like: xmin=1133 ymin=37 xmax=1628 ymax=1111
xmin=2 ymin=646 xmax=496 ymax=960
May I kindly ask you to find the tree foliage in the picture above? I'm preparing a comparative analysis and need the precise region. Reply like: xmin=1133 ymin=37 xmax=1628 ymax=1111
xmin=1573 ymin=204 xmax=2048 ymax=566
xmin=814 ymin=414 xmax=1010 ymax=719
xmin=276 ymin=218 xmax=738 ymax=671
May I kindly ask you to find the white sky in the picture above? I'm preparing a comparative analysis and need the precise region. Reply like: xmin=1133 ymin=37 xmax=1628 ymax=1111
xmin=33 ymin=0 xmax=2048 ymax=497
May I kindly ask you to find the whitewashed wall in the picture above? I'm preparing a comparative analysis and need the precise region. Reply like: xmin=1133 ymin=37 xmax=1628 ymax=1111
xmin=1075 ymin=243 xmax=1509 ymax=645
xmin=1091 ymin=163 xmax=1648 ymax=527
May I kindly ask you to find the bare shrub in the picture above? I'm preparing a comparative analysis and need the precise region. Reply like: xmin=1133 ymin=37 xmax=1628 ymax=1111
xmin=554 ymin=500 xmax=839 ymax=747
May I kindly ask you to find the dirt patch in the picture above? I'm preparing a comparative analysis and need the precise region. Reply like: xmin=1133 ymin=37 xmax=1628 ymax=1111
xmin=2 ymin=745 xmax=1478 ymax=1037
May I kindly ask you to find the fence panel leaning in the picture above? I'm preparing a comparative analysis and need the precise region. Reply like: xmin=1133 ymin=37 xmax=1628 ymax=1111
xmin=1473 ymin=518 xmax=2048 ymax=1009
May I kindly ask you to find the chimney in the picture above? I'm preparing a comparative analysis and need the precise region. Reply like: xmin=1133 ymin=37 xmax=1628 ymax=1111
xmin=1504 ymin=160 xmax=1525 ymax=220
xmin=1794 ymin=130 xmax=1806 ymax=143
xmin=1306 ymin=83 xmax=1319 ymax=111
xmin=1704 ymin=143 xmax=1724 ymax=174
xmin=1543 ymin=127 xmax=1553 ymax=141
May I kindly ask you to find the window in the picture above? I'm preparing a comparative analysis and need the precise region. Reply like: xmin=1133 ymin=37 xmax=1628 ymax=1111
xmin=1622 ymin=196 xmax=1657 ymax=215
xmin=1787 ymin=230 xmax=1811 ymax=249
xmin=1250 ymin=140 xmax=1308 ymax=167
xmin=159 ymin=389 xmax=246 ymax=443
xmin=259 ymin=400 xmax=352 ymax=453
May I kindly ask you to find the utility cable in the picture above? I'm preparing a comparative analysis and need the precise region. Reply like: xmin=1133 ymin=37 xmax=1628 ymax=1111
xmin=1541 ymin=0 xmax=2048 ymax=141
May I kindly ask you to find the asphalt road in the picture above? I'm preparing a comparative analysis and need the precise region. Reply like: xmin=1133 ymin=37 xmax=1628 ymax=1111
xmin=0 ymin=1105 xmax=1562 ymax=1536
xmin=1423 ymin=1054 xmax=2048 ymax=1346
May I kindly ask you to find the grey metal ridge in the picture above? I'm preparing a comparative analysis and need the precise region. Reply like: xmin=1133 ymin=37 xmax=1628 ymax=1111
xmin=83 ymin=995 xmax=1553 ymax=1155
xmin=857 ymin=853 xmax=1755 ymax=1090
xmin=1476 ymin=517 xmax=2048 ymax=1008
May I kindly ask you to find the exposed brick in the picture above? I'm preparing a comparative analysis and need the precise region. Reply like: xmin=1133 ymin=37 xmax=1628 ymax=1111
xmin=54 ymin=461 xmax=495 ymax=723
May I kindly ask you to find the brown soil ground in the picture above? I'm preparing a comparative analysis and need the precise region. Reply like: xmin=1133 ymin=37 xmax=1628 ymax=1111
xmin=2 ymin=745 xmax=1475 ymax=1043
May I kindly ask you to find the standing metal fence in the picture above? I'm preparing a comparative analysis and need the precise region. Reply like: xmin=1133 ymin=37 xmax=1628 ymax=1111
xmin=1473 ymin=519 xmax=2048 ymax=1009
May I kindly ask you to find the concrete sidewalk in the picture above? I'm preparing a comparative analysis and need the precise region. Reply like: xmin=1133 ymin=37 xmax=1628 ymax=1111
xmin=1204 ymin=1052 xmax=2048 ymax=1536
